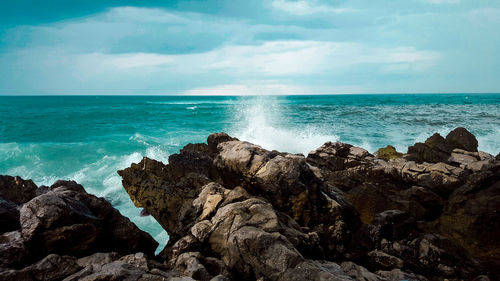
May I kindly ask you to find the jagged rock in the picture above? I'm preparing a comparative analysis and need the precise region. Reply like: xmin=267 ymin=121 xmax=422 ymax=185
xmin=116 ymin=129 xmax=498 ymax=280
xmin=18 ymin=180 xmax=158 ymax=260
xmin=374 ymin=145 xmax=402 ymax=161
xmin=407 ymin=133 xmax=453 ymax=163
xmin=430 ymin=163 xmax=500 ymax=275
xmin=445 ymin=127 xmax=478 ymax=152
xmin=121 ymin=135 xmax=361 ymax=260
xmin=0 ymin=175 xmax=37 ymax=204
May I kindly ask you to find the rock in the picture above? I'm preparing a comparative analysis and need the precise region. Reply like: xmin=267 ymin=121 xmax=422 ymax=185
xmin=0 ymin=196 xmax=20 ymax=233
xmin=207 ymin=133 xmax=237 ymax=153
xmin=0 ymin=254 xmax=81 ymax=281
xmin=374 ymin=145 xmax=402 ymax=161
xmin=445 ymin=127 xmax=478 ymax=152
xmin=366 ymin=250 xmax=404 ymax=270
xmin=118 ymin=157 xmax=209 ymax=241
xmin=430 ymin=165 xmax=500 ymax=275
xmin=175 ymin=252 xmax=212 ymax=281
xmin=116 ymin=130 xmax=500 ymax=280
xmin=340 ymin=262 xmax=384 ymax=281
xmin=0 ymin=231 xmax=29 ymax=269
xmin=76 ymin=252 xmax=121 ymax=270
xmin=0 ymin=175 xmax=37 ymax=204
xmin=18 ymin=181 xmax=158 ymax=259
xmin=379 ymin=233 xmax=484 ymax=279
xmin=375 ymin=269 xmax=428 ymax=281
xmin=407 ymin=133 xmax=452 ymax=163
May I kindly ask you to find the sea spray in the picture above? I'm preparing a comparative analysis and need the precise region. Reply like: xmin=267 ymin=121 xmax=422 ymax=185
xmin=229 ymin=96 xmax=339 ymax=155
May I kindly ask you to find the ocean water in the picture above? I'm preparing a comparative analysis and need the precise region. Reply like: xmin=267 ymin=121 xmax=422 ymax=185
xmin=1 ymin=94 xmax=499 ymax=251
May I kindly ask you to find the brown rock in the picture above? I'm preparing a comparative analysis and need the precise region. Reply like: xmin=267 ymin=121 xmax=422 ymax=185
xmin=445 ymin=127 xmax=478 ymax=152
xmin=19 ymin=182 xmax=157 ymax=259
xmin=0 ymin=175 xmax=37 ymax=204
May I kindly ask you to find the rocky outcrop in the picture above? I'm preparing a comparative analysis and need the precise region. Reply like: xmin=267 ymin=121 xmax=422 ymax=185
xmin=0 ymin=178 xmax=173 ymax=281
xmin=1 ymin=127 xmax=497 ymax=281
xmin=406 ymin=127 xmax=479 ymax=163
xmin=118 ymin=128 xmax=498 ymax=280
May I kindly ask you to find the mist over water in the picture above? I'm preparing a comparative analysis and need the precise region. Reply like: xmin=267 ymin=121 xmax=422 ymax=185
xmin=1 ymin=94 xmax=499 ymax=251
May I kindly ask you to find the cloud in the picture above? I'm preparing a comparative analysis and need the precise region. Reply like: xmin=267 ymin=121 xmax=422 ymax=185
xmin=271 ymin=0 xmax=354 ymax=15
xmin=79 ymin=40 xmax=440 ymax=75
xmin=1 ymin=3 xmax=500 ymax=94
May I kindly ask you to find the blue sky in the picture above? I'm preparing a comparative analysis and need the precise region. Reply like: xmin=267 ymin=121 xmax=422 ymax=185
xmin=0 ymin=0 xmax=499 ymax=95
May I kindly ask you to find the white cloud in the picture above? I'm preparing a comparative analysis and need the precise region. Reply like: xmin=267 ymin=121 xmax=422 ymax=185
xmin=271 ymin=0 xmax=354 ymax=15
xmin=73 ymin=41 xmax=440 ymax=76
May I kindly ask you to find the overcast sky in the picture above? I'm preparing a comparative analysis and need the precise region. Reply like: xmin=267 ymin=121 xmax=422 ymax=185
xmin=0 ymin=0 xmax=499 ymax=95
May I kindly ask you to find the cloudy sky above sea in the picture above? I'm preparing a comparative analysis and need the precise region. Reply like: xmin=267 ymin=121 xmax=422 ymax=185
xmin=0 ymin=0 xmax=499 ymax=95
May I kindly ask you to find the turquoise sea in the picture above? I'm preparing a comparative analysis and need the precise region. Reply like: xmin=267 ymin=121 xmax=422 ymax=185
xmin=1 ymin=94 xmax=499 ymax=251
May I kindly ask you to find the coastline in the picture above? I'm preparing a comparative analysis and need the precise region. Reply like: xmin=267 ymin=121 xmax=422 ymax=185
xmin=1 ymin=127 xmax=499 ymax=280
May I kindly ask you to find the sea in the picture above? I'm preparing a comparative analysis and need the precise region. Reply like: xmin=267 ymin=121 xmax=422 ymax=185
xmin=1 ymin=94 xmax=499 ymax=252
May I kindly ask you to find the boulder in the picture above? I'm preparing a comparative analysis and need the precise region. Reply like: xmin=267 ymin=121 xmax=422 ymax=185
xmin=19 ymin=181 xmax=158 ymax=259
xmin=445 ymin=127 xmax=478 ymax=152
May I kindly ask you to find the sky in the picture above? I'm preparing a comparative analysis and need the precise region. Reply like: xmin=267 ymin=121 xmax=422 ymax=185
xmin=0 ymin=0 xmax=499 ymax=95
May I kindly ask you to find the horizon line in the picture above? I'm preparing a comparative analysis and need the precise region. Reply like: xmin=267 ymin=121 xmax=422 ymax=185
xmin=1 ymin=92 xmax=500 ymax=97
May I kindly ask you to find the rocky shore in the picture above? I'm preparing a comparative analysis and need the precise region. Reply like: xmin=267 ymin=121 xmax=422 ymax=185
xmin=1 ymin=127 xmax=499 ymax=280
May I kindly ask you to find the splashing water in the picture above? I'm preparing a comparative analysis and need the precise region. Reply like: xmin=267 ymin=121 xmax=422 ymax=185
xmin=230 ymin=96 xmax=338 ymax=155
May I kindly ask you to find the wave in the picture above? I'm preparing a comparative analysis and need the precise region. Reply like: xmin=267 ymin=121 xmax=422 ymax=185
xmin=229 ymin=97 xmax=338 ymax=155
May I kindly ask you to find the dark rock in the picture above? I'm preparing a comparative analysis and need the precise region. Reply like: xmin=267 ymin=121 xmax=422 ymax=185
xmin=366 ymin=250 xmax=404 ymax=270
xmin=445 ymin=127 xmax=478 ymax=152
xmin=0 ymin=231 xmax=29 ymax=269
xmin=430 ymin=163 xmax=500 ymax=275
xmin=0 ymin=175 xmax=37 ymax=204
xmin=207 ymin=132 xmax=237 ymax=153
xmin=0 ymin=196 xmax=20 ymax=233
xmin=19 ymin=181 xmax=158 ymax=259
xmin=0 ymin=254 xmax=81 ymax=281
xmin=407 ymin=133 xmax=452 ymax=163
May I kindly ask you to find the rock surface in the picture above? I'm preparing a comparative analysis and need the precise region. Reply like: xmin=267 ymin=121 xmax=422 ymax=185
xmin=0 ymin=178 xmax=174 ymax=281
xmin=117 ymin=128 xmax=498 ymax=280
xmin=1 ymin=127 xmax=498 ymax=281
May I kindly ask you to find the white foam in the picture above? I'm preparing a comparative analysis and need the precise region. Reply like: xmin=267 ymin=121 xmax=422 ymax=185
xmin=230 ymin=97 xmax=338 ymax=155
xmin=145 ymin=146 xmax=170 ymax=164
